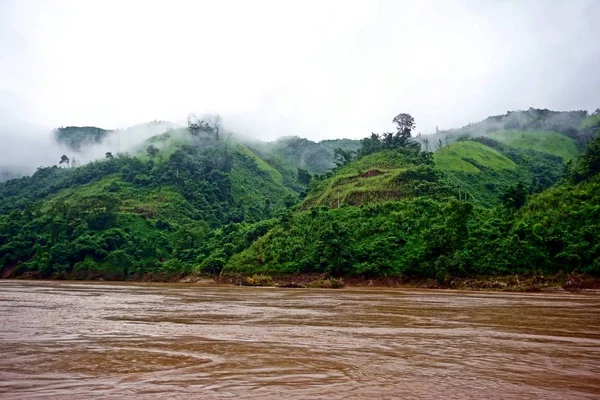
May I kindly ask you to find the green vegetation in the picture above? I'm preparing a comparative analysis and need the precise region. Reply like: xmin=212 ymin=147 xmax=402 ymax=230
xmin=1 ymin=110 xmax=599 ymax=284
xmin=418 ymin=109 xmax=591 ymax=207
xmin=226 ymin=134 xmax=600 ymax=280
xmin=0 ymin=123 xmax=305 ymax=280
xmin=419 ymin=108 xmax=594 ymax=152
xmin=241 ymin=274 xmax=274 ymax=286
xmin=581 ymin=110 xmax=600 ymax=129
xmin=303 ymin=149 xmax=449 ymax=208
xmin=54 ymin=126 xmax=112 ymax=150
xmin=486 ymin=130 xmax=579 ymax=161
xmin=248 ymin=136 xmax=361 ymax=175
xmin=434 ymin=138 xmax=566 ymax=206
xmin=309 ymin=278 xmax=345 ymax=289
xmin=434 ymin=141 xmax=516 ymax=173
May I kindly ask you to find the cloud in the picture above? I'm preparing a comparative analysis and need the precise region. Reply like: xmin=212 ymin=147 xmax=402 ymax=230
xmin=0 ymin=0 xmax=598 ymax=144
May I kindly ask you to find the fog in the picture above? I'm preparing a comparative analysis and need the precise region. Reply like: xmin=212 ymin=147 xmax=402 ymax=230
xmin=1 ymin=0 xmax=599 ymax=173
xmin=0 ymin=118 xmax=177 ymax=178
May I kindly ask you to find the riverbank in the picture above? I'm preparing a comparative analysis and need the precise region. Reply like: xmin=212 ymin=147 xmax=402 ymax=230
xmin=6 ymin=270 xmax=600 ymax=293
xmin=204 ymin=271 xmax=600 ymax=293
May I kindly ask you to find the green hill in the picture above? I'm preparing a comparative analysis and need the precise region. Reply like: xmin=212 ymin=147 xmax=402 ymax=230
xmin=433 ymin=141 xmax=516 ymax=173
xmin=0 ymin=128 xmax=301 ymax=279
xmin=486 ymin=130 xmax=578 ymax=161
xmin=581 ymin=112 xmax=600 ymax=129
xmin=415 ymin=110 xmax=589 ymax=207
xmin=227 ymin=144 xmax=460 ymax=277
xmin=433 ymin=139 xmax=567 ymax=206
xmin=417 ymin=108 xmax=594 ymax=154
xmin=303 ymin=149 xmax=451 ymax=208
xmin=434 ymin=108 xmax=588 ymax=143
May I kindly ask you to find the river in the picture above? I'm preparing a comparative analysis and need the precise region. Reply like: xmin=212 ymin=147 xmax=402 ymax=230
xmin=0 ymin=281 xmax=599 ymax=399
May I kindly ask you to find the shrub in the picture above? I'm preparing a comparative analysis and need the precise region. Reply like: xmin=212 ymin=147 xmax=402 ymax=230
xmin=309 ymin=278 xmax=345 ymax=289
xmin=242 ymin=274 xmax=274 ymax=286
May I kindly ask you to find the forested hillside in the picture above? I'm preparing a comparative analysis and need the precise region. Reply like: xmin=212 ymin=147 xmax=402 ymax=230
xmin=246 ymin=136 xmax=360 ymax=175
xmin=0 ymin=122 xmax=305 ymax=279
xmin=225 ymin=114 xmax=600 ymax=281
xmin=424 ymin=108 xmax=600 ymax=206
xmin=427 ymin=108 xmax=594 ymax=147
xmin=1 ymin=109 xmax=599 ymax=283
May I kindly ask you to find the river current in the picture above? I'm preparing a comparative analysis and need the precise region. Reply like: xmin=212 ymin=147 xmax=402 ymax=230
xmin=0 ymin=281 xmax=599 ymax=399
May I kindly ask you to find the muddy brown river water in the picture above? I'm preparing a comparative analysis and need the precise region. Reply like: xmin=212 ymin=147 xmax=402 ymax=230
xmin=0 ymin=281 xmax=599 ymax=399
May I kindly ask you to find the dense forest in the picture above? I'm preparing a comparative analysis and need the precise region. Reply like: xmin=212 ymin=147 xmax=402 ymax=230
xmin=1 ymin=109 xmax=599 ymax=285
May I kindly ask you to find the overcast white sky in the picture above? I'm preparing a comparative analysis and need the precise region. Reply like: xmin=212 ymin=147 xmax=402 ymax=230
xmin=1 ymin=0 xmax=599 ymax=141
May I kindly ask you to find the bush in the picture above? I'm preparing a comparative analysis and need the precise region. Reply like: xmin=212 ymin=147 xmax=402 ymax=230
xmin=242 ymin=274 xmax=274 ymax=286
xmin=12 ymin=262 xmax=27 ymax=277
xmin=199 ymin=256 xmax=226 ymax=275
xmin=73 ymin=257 xmax=101 ymax=279
xmin=161 ymin=258 xmax=193 ymax=277
xmin=309 ymin=278 xmax=345 ymax=289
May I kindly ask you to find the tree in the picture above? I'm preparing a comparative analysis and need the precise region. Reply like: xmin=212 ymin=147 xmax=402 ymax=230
xmin=422 ymin=138 xmax=431 ymax=152
xmin=210 ymin=114 xmax=223 ymax=141
xmin=570 ymin=134 xmax=600 ymax=181
xmin=297 ymin=168 xmax=312 ymax=186
xmin=187 ymin=113 xmax=222 ymax=139
xmin=187 ymin=113 xmax=201 ymax=135
xmin=333 ymin=148 xmax=355 ymax=167
xmin=359 ymin=133 xmax=382 ymax=155
xmin=581 ymin=135 xmax=600 ymax=177
xmin=317 ymin=221 xmax=353 ymax=276
xmin=146 ymin=145 xmax=159 ymax=158
xmin=358 ymin=113 xmax=419 ymax=155
xmin=105 ymin=152 xmax=113 ymax=159
xmin=382 ymin=132 xmax=394 ymax=149
xmin=59 ymin=154 xmax=70 ymax=166
xmin=392 ymin=113 xmax=415 ymax=146
xmin=500 ymin=182 xmax=527 ymax=209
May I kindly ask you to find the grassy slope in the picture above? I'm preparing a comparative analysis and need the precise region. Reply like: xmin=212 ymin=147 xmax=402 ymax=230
xmin=487 ymin=130 xmax=578 ymax=161
xmin=302 ymin=150 xmax=449 ymax=208
xmin=44 ymin=144 xmax=295 ymax=225
xmin=581 ymin=114 xmax=600 ymax=129
xmin=301 ymin=150 xmax=458 ymax=209
xmin=236 ymin=144 xmax=284 ymax=183
xmin=433 ymin=141 xmax=523 ymax=206
xmin=434 ymin=138 xmax=571 ymax=206
xmin=230 ymin=145 xmax=296 ymax=219
xmin=45 ymin=174 xmax=199 ymax=225
xmin=434 ymin=141 xmax=517 ymax=173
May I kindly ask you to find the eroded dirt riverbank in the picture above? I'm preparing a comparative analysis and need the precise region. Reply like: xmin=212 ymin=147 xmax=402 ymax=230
xmin=1 ymin=281 xmax=599 ymax=399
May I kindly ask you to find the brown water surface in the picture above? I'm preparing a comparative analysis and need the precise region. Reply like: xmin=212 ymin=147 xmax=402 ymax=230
xmin=0 ymin=281 xmax=599 ymax=399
